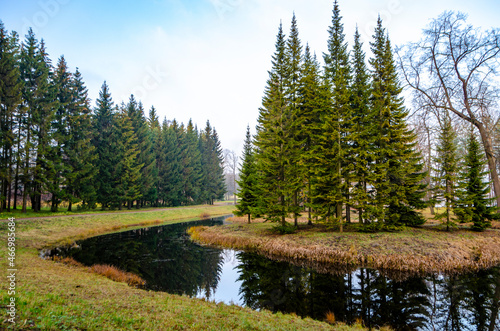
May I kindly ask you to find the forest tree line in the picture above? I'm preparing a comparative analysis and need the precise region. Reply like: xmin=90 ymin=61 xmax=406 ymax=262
xmin=0 ymin=22 xmax=226 ymax=212
xmin=236 ymin=2 xmax=498 ymax=231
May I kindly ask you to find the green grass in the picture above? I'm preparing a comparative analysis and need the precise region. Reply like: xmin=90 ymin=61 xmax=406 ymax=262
xmin=0 ymin=204 xmax=364 ymax=330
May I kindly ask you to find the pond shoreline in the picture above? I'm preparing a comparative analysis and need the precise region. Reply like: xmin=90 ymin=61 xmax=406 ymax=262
xmin=1 ymin=205 xmax=354 ymax=330
xmin=188 ymin=216 xmax=500 ymax=277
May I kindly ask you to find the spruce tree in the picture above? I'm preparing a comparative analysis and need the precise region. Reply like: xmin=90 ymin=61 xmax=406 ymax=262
xmin=47 ymin=55 xmax=71 ymax=211
xmin=126 ymin=97 xmax=154 ymax=208
xmin=201 ymin=121 xmax=226 ymax=205
xmin=369 ymin=17 xmax=426 ymax=227
xmin=0 ymin=22 xmax=22 ymax=211
xmin=115 ymin=104 xmax=142 ymax=209
xmin=19 ymin=33 xmax=55 ymax=212
xmin=316 ymin=0 xmax=352 ymax=230
xmin=284 ymin=13 xmax=304 ymax=225
xmin=93 ymin=81 xmax=117 ymax=209
xmin=255 ymin=22 xmax=291 ymax=224
xmin=350 ymin=26 xmax=372 ymax=225
xmin=235 ymin=126 xmax=258 ymax=223
xmin=297 ymin=45 xmax=325 ymax=224
xmin=455 ymin=130 xmax=497 ymax=231
xmin=66 ymin=68 xmax=96 ymax=210
xmin=162 ymin=119 xmax=183 ymax=206
xmin=432 ymin=115 xmax=459 ymax=231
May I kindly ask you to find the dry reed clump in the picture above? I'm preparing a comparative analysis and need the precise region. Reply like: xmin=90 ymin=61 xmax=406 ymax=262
xmin=52 ymin=256 xmax=84 ymax=268
xmin=190 ymin=225 xmax=500 ymax=277
xmin=199 ymin=212 xmax=211 ymax=220
xmin=89 ymin=264 xmax=146 ymax=288
xmin=325 ymin=311 xmax=336 ymax=324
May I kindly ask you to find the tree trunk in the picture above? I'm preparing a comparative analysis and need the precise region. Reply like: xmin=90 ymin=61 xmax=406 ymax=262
xmin=68 ymin=200 xmax=72 ymax=212
xmin=477 ymin=123 xmax=500 ymax=208
xmin=247 ymin=213 xmax=250 ymax=224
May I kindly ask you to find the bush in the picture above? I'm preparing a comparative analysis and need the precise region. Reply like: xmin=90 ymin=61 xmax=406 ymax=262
xmin=270 ymin=223 xmax=297 ymax=235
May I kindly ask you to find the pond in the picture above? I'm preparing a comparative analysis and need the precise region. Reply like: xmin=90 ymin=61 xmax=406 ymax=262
xmin=45 ymin=216 xmax=500 ymax=330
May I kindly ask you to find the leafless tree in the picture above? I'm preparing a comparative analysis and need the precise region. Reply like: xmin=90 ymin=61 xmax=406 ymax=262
xmin=223 ymin=149 xmax=238 ymax=204
xmin=398 ymin=11 xmax=500 ymax=206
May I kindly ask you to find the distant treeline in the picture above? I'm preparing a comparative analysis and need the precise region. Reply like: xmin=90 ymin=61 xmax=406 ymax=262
xmin=0 ymin=23 xmax=226 ymax=212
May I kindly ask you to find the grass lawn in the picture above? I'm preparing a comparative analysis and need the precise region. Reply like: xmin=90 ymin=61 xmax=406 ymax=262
xmin=0 ymin=204 xmax=364 ymax=330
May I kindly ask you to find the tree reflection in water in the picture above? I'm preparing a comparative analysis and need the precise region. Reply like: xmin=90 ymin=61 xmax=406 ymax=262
xmin=52 ymin=217 xmax=500 ymax=330
xmin=236 ymin=251 xmax=500 ymax=330
xmin=63 ymin=218 xmax=227 ymax=297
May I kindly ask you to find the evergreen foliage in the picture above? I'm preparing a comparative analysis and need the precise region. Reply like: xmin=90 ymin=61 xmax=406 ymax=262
xmin=455 ymin=130 xmax=497 ymax=231
xmin=432 ymin=115 xmax=459 ymax=230
xmin=246 ymin=6 xmax=428 ymax=232
xmin=235 ymin=126 xmax=258 ymax=223
xmin=0 ymin=22 xmax=226 ymax=213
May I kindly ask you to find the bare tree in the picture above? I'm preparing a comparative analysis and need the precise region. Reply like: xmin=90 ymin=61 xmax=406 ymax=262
xmin=223 ymin=149 xmax=238 ymax=205
xmin=398 ymin=11 xmax=500 ymax=206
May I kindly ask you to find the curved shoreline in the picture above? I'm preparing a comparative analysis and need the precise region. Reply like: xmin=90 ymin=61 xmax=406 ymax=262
xmin=188 ymin=217 xmax=500 ymax=277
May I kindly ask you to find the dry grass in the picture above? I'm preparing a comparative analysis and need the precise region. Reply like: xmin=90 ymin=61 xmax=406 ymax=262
xmin=90 ymin=264 xmax=146 ymax=287
xmin=190 ymin=216 xmax=500 ymax=277
xmin=325 ymin=311 xmax=336 ymax=324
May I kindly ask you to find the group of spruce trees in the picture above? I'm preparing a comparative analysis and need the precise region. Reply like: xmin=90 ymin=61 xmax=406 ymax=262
xmin=0 ymin=22 xmax=225 ymax=212
xmin=236 ymin=2 xmax=496 ymax=231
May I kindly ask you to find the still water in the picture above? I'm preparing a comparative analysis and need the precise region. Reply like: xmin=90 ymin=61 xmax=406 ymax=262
xmin=48 ymin=216 xmax=500 ymax=330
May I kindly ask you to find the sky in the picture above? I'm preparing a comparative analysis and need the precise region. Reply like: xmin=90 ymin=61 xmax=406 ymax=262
xmin=1 ymin=0 xmax=499 ymax=156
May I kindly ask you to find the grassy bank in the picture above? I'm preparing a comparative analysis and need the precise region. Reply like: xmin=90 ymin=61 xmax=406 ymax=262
xmin=0 ymin=205 xmax=363 ymax=330
xmin=189 ymin=216 xmax=500 ymax=277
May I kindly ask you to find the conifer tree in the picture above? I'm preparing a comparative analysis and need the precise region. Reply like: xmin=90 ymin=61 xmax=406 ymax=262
xmin=235 ymin=126 xmax=258 ymax=223
xmin=284 ymin=13 xmax=304 ymax=225
xmin=455 ymin=130 xmax=497 ymax=231
xmin=19 ymin=31 xmax=55 ymax=212
xmin=369 ymin=17 xmax=426 ymax=226
xmin=93 ymin=82 xmax=117 ymax=209
xmin=0 ymin=22 xmax=22 ymax=211
xmin=162 ymin=119 xmax=183 ymax=206
xmin=47 ymin=55 xmax=71 ymax=211
xmin=432 ymin=115 xmax=459 ymax=231
xmin=297 ymin=45 xmax=325 ymax=224
xmin=316 ymin=0 xmax=352 ymax=230
xmin=179 ymin=120 xmax=202 ymax=205
xmin=350 ymin=26 xmax=372 ymax=224
xmin=126 ymin=97 xmax=154 ymax=208
xmin=200 ymin=121 xmax=226 ymax=205
xmin=65 ymin=68 xmax=96 ymax=209
xmin=115 ymin=104 xmax=142 ymax=209
xmin=255 ymin=22 xmax=292 ymax=224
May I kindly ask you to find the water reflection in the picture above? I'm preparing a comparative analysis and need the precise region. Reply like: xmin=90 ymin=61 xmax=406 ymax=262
xmin=55 ymin=217 xmax=228 ymax=296
xmin=236 ymin=251 xmax=500 ymax=330
xmin=48 ymin=217 xmax=500 ymax=330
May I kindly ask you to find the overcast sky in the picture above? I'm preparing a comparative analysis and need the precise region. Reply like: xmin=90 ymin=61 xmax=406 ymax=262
xmin=1 ymin=0 xmax=499 ymax=156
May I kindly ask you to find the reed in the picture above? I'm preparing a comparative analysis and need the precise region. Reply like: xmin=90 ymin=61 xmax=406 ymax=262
xmin=189 ymin=221 xmax=500 ymax=277
xmin=89 ymin=264 xmax=146 ymax=287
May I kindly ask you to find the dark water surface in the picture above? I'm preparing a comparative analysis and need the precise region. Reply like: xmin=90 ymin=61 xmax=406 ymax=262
xmin=47 ymin=216 xmax=500 ymax=330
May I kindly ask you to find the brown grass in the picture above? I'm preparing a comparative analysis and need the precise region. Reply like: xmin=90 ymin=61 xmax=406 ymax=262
xmin=189 ymin=217 xmax=500 ymax=277
xmin=325 ymin=311 xmax=336 ymax=324
xmin=200 ymin=212 xmax=211 ymax=219
xmin=90 ymin=264 xmax=146 ymax=287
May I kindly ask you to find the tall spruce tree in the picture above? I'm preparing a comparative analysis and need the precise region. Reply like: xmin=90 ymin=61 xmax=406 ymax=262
xmin=369 ymin=17 xmax=426 ymax=227
xmin=350 ymin=26 xmax=372 ymax=225
xmin=432 ymin=115 xmax=459 ymax=231
xmin=255 ymin=22 xmax=292 ymax=224
xmin=0 ymin=22 xmax=22 ymax=211
xmin=65 ymin=68 xmax=96 ymax=209
xmin=200 ymin=121 xmax=226 ymax=205
xmin=455 ymin=130 xmax=497 ymax=231
xmin=297 ymin=45 xmax=325 ymax=224
xmin=19 ymin=32 xmax=55 ymax=212
xmin=316 ymin=0 xmax=352 ymax=230
xmin=284 ymin=13 xmax=304 ymax=225
xmin=115 ymin=103 xmax=142 ymax=209
xmin=235 ymin=126 xmax=258 ymax=223
xmin=93 ymin=82 xmax=117 ymax=209
xmin=126 ymin=97 xmax=154 ymax=208
xmin=47 ymin=55 xmax=71 ymax=211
